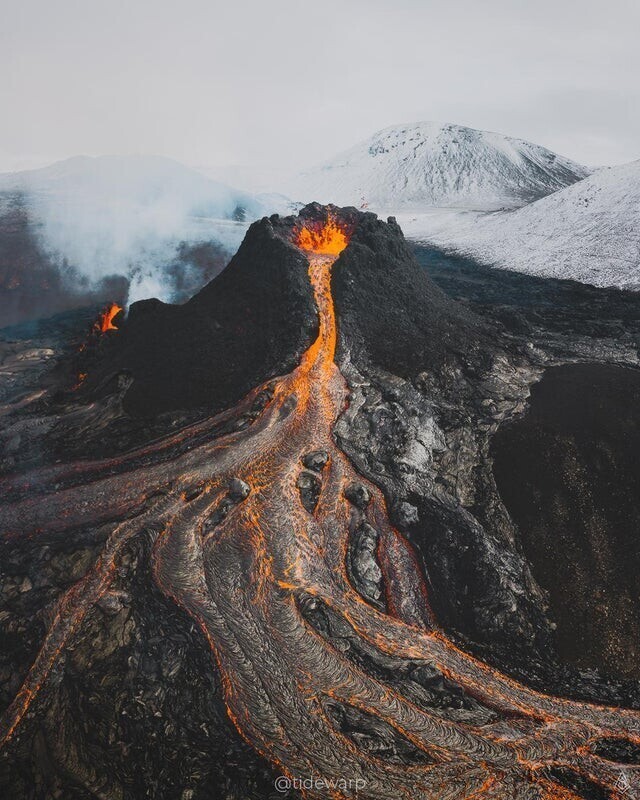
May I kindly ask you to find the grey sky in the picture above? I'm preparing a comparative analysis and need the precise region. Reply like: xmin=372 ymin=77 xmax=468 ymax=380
xmin=2 ymin=0 xmax=639 ymax=173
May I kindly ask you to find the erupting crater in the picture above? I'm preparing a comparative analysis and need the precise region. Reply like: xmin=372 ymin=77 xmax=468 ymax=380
xmin=1 ymin=206 xmax=639 ymax=799
xmin=295 ymin=213 xmax=350 ymax=255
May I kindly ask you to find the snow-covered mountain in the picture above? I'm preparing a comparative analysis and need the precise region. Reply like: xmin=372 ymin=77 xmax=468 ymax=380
xmin=0 ymin=155 xmax=293 ymax=323
xmin=416 ymin=160 xmax=640 ymax=290
xmin=291 ymin=122 xmax=590 ymax=211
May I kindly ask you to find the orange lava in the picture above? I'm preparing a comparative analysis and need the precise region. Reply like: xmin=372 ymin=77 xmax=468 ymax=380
xmin=296 ymin=215 xmax=349 ymax=255
xmin=96 ymin=303 xmax=122 ymax=333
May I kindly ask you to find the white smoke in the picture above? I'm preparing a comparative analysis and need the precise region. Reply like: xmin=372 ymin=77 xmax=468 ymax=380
xmin=2 ymin=154 xmax=291 ymax=307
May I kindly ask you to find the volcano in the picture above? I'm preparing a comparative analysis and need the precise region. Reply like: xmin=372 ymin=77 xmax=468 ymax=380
xmin=1 ymin=205 xmax=640 ymax=799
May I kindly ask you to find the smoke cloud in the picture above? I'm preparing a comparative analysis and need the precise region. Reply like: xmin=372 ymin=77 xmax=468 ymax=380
xmin=0 ymin=155 xmax=291 ymax=324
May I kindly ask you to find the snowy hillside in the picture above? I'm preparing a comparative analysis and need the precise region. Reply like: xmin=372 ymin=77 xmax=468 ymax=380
xmin=291 ymin=122 xmax=590 ymax=211
xmin=417 ymin=161 xmax=640 ymax=290
xmin=0 ymin=155 xmax=291 ymax=306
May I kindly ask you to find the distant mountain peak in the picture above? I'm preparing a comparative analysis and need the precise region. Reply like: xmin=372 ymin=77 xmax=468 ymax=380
xmin=292 ymin=121 xmax=591 ymax=211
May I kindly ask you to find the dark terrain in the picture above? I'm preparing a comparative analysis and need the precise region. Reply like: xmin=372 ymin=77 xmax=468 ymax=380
xmin=492 ymin=363 xmax=640 ymax=679
xmin=1 ymin=210 xmax=639 ymax=799
xmin=417 ymin=247 xmax=640 ymax=681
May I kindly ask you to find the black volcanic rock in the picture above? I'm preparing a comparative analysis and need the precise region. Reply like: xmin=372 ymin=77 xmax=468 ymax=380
xmin=301 ymin=449 xmax=329 ymax=472
xmin=88 ymin=216 xmax=318 ymax=416
xmin=492 ymin=363 xmax=640 ymax=680
xmin=332 ymin=213 xmax=490 ymax=379
xmin=307 ymin=210 xmax=555 ymax=668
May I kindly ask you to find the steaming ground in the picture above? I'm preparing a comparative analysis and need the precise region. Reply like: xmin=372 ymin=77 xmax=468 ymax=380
xmin=0 ymin=155 xmax=295 ymax=326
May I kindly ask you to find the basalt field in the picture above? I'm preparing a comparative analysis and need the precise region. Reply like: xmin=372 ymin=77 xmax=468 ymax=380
xmin=1 ymin=204 xmax=640 ymax=800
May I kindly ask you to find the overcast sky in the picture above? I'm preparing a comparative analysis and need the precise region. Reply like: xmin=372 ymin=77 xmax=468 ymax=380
xmin=2 ymin=0 xmax=639 ymax=174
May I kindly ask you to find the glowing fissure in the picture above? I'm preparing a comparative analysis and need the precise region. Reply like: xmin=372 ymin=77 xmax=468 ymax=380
xmin=1 ymin=217 xmax=639 ymax=799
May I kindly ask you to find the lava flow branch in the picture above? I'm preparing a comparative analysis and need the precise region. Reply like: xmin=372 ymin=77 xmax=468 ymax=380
xmin=1 ymin=212 xmax=639 ymax=799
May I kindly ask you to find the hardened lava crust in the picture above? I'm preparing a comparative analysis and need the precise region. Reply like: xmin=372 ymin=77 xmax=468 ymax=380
xmin=1 ymin=205 xmax=640 ymax=799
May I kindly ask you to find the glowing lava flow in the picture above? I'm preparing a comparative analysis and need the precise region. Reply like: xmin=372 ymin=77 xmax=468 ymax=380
xmin=1 ymin=218 xmax=640 ymax=799
xmin=96 ymin=302 xmax=122 ymax=333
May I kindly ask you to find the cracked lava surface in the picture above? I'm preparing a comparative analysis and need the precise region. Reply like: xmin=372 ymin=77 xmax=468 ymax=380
xmin=1 ymin=217 xmax=640 ymax=799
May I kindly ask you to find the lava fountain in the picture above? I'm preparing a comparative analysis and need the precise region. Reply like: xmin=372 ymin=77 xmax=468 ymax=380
xmin=1 ymin=209 xmax=639 ymax=799
xmin=296 ymin=214 xmax=350 ymax=255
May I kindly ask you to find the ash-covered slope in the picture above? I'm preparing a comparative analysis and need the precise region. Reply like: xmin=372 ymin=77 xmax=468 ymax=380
xmin=87 ymin=215 xmax=318 ymax=416
xmin=332 ymin=212 xmax=488 ymax=376
xmin=292 ymin=122 xmax=590 ymax=211
xmin=427 ymin=160 xmax=640 ymax=289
